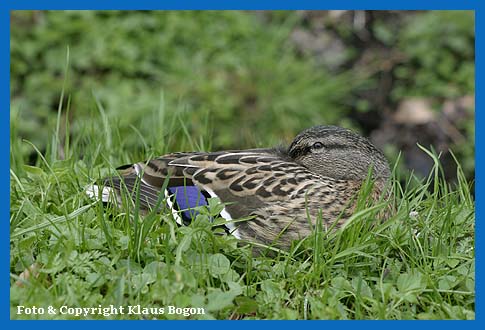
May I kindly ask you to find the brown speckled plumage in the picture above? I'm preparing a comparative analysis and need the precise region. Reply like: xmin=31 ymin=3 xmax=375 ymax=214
xmin=87 ymin=125 xmax=391 ymax=249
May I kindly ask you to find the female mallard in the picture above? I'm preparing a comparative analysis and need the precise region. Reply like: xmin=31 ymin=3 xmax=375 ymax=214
xmin=87 ymin=125 xmax=391 ymax=249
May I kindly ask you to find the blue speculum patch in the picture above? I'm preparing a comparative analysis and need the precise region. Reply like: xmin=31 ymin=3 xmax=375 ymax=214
xmin=167 ymin=186 xmax=208 ymax=223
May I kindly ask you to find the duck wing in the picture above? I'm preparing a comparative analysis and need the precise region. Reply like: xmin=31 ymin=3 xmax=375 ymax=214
xmin=86 ymin=149 xmax=353 ymax=245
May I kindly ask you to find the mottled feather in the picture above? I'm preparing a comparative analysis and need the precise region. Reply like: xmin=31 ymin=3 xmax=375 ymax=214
xmin=87 ymin=126 xmax=391 ymax=249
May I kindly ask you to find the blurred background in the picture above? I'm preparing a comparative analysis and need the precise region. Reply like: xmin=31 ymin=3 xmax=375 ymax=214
xmin=10 ymin=10 xmax=475 ymax=182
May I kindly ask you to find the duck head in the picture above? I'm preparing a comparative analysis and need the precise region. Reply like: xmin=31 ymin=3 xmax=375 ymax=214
xmin=288 ymin=125 xmax=391 ymax=181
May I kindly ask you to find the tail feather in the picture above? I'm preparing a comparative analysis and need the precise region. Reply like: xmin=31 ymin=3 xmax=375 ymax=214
xmin=85 ymin=184 xmax=116 ymax=203
xmin=104 ymin=174 xmax=165 ymax=211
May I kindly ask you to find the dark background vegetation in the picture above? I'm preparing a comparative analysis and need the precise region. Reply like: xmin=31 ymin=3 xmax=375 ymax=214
xmin=10 ymin=10 xmax=475 ymax=181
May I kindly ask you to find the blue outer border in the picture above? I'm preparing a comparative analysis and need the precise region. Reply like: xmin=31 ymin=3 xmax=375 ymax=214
xmin=475 ymin=6 xmax=482 ymax=325
xmin=2 ymin=0 xmax=479 ymax=10
xmin=4 ymin=0 xmax=481 ymax=328
xmin=2 ymin=1 xmax=9 ymax=323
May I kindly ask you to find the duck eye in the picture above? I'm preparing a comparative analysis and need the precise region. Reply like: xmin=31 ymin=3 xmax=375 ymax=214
xmin=312 ymin=142 xmax=324 ymax=150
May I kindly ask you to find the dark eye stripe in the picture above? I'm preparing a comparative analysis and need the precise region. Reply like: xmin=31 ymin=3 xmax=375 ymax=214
xmin=288 ymin=144 xmax=311 ymax=159
xmin=322 ymin=144 xmax=347 ymax=150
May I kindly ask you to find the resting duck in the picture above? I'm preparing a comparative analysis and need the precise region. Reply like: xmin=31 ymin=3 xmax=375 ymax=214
xmin=86 ymin=125 xmax=391 ymax=249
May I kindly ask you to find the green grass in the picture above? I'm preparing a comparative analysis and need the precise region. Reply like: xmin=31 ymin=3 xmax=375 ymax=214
xmin=9 ymin=101 xmax=475 ymax=320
